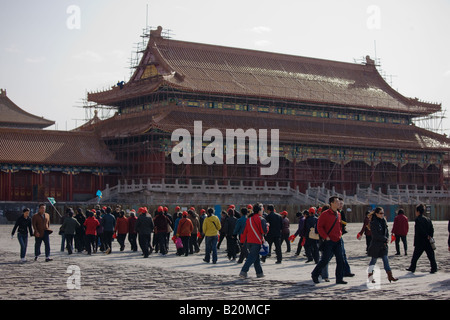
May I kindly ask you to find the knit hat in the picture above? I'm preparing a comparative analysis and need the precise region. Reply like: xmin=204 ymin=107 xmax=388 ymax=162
xmin=309 ymin=207 xmax=316 ymax=214
xmin=182 ymin=211 xmax=188 ymax=217
xmin=157 ymin=206 xmax=164 ymax=213
xmin=175 ymin=206 xmax=181 ymax=211
xmin=281 ymin=210 xmax=288 ymax=216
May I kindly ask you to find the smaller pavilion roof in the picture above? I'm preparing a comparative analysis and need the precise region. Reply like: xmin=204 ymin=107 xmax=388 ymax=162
xmin=0 ymin=89 xmax=55 ymax=129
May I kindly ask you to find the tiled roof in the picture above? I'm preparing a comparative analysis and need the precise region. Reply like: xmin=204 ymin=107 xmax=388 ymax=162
xmin=0 ymin=89 xmax=55 ymax=129
xmin=0 ymin=128 xmax=117 ymax=167
xmin=80 ymin=105 xmax=450 ymax=153
xmin=88 ymin=27 xmax=440 ymax=117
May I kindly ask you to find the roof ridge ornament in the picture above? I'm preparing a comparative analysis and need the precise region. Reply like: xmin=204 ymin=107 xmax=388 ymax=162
xmin=0 ymin=88 xmax=6 ymax=96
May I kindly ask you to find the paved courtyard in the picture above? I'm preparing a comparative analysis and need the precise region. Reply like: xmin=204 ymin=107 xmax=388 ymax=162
xmin=1 ymin=221 xmax=449 ymax=303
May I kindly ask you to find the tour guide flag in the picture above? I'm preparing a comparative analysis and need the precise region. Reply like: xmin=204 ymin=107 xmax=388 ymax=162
xmin=96 ymin=190 xmax=102 ymax=203
xmin=47 ymin=197 xmax=62 ymax=217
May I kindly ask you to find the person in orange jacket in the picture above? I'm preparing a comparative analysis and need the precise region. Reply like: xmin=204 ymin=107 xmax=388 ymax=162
xmin=177 ymin=211 xmax=194 ymax=256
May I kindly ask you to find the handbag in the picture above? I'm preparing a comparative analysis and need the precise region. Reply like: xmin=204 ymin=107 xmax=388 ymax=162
xmin=175 ymin=237 xmax=183 ymax=249
xmin=260 ymin=240 xmax=269 ymax=256
xmin=429 ymin=237 xmax=436 ymax=250
xmin=309 ymin=227 xmax=320 ymax=240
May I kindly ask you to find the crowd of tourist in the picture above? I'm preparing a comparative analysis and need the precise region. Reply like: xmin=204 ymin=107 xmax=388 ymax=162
xmin=10 ymin=199 xmax=448 ymax=284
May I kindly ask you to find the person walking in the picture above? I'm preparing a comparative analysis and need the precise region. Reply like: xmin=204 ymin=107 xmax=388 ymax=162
xmin=217 ymin=211 xmax=227 ymax=250
xmin=96 ymin=209 xmax=105 ymax=252
xmin=311 ymin=196 xmax=346 ymax=284
xmin=367 ymin=207 xmax=398 ymax=283
xmin=392 ymin=208 xmax=409 ymax=255
xmin=176 ymin=211 xmax=194 ymax=256
xmin=224 ymin=208 xmax=238 ymax=261
xmin=74 ymin=208 xmax=86 ymax=253
xmin=114 ymin=210 xmax=129 ymax=251
xmin=262 ymin=204 xmax=283 ymax=264
xmin=11 ymin=208 xmax=33 ymax=262
xmin=84 ymin=210 xmax=100 ymax=255
xmin=32 ymin=203 xmax=53 ymax=262
xmin=280 ymin=211 xmax=291 ymax=253
xmin=239 ymin=203 xmax=268 ymax=279
xmin=128 ymin=210 xmax=138 ymax=252
xmin=339 ymin=199 xmax=355 ymax=278
xmin=406 ymin=204 xmax=438 ymax=274
xmin=358 ymin=210 xmax=373 ymax=255
xmin=154 ymin=206 xmax=170 ymax=255
xmin=202 ymin=208 xmax=222 ymax=264
xmin=135 ymin=207 xmax=154 ymax=258
xmin=234 ymin=207 xmax=249 ymax=264
xmin=304 ymin=207 xmax=320 ymax=263
xmin=60 ymin=208 xmax=80 ymax=255
xmin=163 ymin=207 xmax=174 ymax=251
xmin=197 ymin=209 xmax=207 ymax=248
xmin=102 ymin=207 xmax=116 ymax=254
xmin=188 ymin=210 xmax=200 ymax=254
xmin=293 ymin=210 xmax=308 ymax=256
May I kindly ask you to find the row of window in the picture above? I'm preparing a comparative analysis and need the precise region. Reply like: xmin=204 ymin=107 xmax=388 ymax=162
xmin=119 ymin=98 xmax=410 ymax=125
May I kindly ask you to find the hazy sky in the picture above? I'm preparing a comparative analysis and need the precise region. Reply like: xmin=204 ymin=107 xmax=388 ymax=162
xmin=1 ymin=0 xmax=449 ymax=133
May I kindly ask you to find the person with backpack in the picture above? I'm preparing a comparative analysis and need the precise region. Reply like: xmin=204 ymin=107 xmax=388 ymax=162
xmin=239 ymin=203 xmax=268 ymax=279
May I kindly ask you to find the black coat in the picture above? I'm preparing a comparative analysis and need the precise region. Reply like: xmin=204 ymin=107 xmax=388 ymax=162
xmin=414 ymin=215 xmax=434 ymax=247
xmin=135 ymin=214 xmax=154 ymax=235
xmin=368 ymin=217 xmax=389 ymax=258
xmin=266 ymin=211 xmax=283 ymax=237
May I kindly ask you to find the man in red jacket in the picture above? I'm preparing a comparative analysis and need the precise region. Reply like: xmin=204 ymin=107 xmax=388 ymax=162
xmin=392 ymin=209 xmax=409 ymax=255
xmin=311 ymin=196 xmax=346 ymax=284
xmin=239 ymin=203 xmax=268 ymax=279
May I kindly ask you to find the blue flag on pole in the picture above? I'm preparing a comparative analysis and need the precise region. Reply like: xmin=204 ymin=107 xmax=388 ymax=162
xmin=47 ymin=197 xmax=56 ymax=205
xmin=96 ymin=190 xmax=102 ymax=198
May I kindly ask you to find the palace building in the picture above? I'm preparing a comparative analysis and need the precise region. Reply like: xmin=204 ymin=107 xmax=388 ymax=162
xmin=1 ymin=26 xmax=449 ymax=206
xmin=0 ymin=89 xmax=118 ymax=202
xmin=83 ymin=26 xmax=450 ymax=204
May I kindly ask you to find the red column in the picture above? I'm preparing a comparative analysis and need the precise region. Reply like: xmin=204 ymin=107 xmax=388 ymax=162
xmin=292 ymin=158 xmax=297 ymax=189
xmin=6 ymin=171 xmax=12 ymax=201
xmin=68 ymin=173 xmax=73 ymax=202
